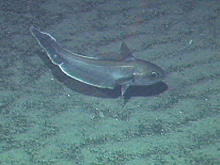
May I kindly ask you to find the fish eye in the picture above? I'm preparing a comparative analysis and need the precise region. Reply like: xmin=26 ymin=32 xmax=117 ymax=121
xmin=150 ymin=71 xmax=159 ymax=80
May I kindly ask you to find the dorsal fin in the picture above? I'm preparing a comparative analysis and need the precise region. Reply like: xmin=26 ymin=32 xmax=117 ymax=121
xmin=120 ymin=42 xmax=135 ymax=61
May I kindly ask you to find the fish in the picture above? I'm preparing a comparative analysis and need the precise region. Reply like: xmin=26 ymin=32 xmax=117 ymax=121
xmin=30 ymin=26 xmax=166 ymax=95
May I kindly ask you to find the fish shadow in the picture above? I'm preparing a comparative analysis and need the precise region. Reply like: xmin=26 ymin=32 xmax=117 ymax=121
xmin=57 ymin=71 xmax=168 ymax=99
xmin=38 ymin=51 xmax=168 ymax=99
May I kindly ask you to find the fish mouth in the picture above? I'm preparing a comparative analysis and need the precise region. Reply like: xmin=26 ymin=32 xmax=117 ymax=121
xmin=157 ymin=66 xmax=166 ymax=80
xmin=160 ymin=70 xmax=166 ymax=80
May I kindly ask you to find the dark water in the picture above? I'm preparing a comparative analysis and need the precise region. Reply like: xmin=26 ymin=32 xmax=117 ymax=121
xmin=0 ymin=0 xmax=219 ymax=164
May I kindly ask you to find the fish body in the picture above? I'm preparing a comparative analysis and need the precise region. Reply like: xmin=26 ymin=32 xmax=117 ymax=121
xmin=30 ymin=26 xmax=165 ymax=95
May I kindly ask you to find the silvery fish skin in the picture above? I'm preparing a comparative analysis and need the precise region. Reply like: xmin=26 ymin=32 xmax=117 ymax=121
xmin=30 ymin=26 xmax=166 ymax=95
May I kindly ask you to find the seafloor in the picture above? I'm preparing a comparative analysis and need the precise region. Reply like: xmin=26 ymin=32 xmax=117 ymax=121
xmin=0 ymin=0 xmax=220 ymax=164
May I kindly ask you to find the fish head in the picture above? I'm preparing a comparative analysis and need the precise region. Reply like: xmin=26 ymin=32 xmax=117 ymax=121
xmin=131 ymin=59 xmax=166 ymax=86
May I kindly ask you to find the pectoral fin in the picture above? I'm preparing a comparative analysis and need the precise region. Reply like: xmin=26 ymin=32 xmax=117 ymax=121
xmin=121 ymin=84 xmax=129 ymax=96
xmin=116 ymin=75 xmax=134 ymax=95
